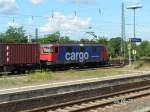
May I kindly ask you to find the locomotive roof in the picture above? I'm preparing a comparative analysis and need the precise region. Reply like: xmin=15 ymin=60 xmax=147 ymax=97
xmin=42 ymin=44 xmax=105 ymax=47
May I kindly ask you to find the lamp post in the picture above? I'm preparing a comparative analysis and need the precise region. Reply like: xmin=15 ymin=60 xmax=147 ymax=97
xmin=127 ymin=5 xmax=143 ymax=38
xmin=127 ymin=5 xmax=143 ymax=65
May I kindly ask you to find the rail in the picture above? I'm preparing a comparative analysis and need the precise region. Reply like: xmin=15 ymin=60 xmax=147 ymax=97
xmin=26 ymin=85 xmax=150 ymax=112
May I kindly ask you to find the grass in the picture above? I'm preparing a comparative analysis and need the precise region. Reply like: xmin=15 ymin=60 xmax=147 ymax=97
xmin=133 ymin=62 xmax=150 ymax=71
xmin=28 ymin=72 xmax=53 ymax=81
xmin=133 ymin=61 xmax=145 ymax=69
xmin=0 ymin=66 xmax=148 ymax=89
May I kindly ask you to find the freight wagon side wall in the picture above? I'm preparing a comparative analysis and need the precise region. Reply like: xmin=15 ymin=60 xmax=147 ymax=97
xmin=1 ymin=44 xmax=40 ymax=65
xmin=0 ymin=45 xmax=2 ymax=66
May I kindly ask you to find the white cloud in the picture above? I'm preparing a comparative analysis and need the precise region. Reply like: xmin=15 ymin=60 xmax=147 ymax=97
xmin=39 ymin=12 xmax=91 ymax=33
xmin=7 ymin=22 xmax=19 ymax=28
xmin=40 ymin=18 xmax=59 ymax=33
xmin=30 ymin=0 xmax=44 ymax=5
xmin=0 ymin=0 xmax=18 ymax=14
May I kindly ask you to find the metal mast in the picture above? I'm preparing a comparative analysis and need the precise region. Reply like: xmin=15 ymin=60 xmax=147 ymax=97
xmin=35 ymin=28 xmax=38 ymax=43
xmin=121 ymin=2 xmax=126 ymax=59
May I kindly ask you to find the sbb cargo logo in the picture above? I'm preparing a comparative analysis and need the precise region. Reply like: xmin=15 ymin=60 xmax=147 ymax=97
xmin=65 ymin=52 xmax=89 ymax=62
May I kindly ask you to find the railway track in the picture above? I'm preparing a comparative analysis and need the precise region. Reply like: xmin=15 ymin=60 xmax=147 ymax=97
xmin=1 ymin=73 xmax=150 ymax=112
xmin=26 ymin=85 xmax=150 ymax=112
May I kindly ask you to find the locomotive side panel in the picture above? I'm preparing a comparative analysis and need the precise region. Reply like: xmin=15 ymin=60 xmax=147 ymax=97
xmin=58 ymin=45 xmax=78 ymax=64
xmin=40 ymin=44 xmax=59 ymax=66
xmin=90 ymin=46 xmax=101 ymax=61
xmin=101 ymin=46 xmax=109 ymax=61
xmin=99 ymin=46 xmax=109 ymax=65
xmin=57 ymin=45 xmax=106 ymax=64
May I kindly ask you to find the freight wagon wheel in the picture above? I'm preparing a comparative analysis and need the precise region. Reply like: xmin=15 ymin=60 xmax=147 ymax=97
xmin=11 ymin=68 xmax=26 ymax=75
xmin=11 ymin=69 xmax=19 ymax=75
xmin=19 ymin=68 xmax=26 ymax=74
xmin=57 ymin=66 xmax=62 ymax=71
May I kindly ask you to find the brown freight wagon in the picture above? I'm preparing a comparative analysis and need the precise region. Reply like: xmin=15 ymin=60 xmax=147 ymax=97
xmin=0 ymin=44 xmax=40 ymax=74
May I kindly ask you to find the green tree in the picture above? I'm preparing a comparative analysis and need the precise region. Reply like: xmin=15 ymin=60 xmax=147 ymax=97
xmin=39 ymin=32 xmax=73 ymax=44
xmin=137 ymin=41 xmax=150 ymax=57
xmin=59 ymin=36 xmax=71 ymax=44
xmin=96 ymin=37 xmax=108 ymax=46
xmin=108 ymin=37 xmax=122 ymax=58
xmin=39 ymin=31 xmax=60 ymax=44
xmin=0 ymin=33 xmax=4 ymax=43
xmin=1 ymin=26 xmax=27 ymax=43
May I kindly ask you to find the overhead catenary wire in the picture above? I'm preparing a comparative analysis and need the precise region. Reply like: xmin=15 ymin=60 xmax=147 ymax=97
xmin=0 ymin=8 xmax=149 ymax=39
xmin=0 ymin=9 xmax=149 ymax=27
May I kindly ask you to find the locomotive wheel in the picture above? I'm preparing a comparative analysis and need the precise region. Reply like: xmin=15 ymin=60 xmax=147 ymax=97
xmin=51 ymin=66 xmax=57 ymax=71
xmin=64 ymin=66 xmax=70 ymax=70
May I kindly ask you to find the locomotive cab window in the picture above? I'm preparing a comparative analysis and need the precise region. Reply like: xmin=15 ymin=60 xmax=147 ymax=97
xmin=80 ymin=47 xmax=85 ymax=52
xmin=92 ymin=47 xmax=97 ymax=53
xmin=66 ymin=47 xmax=72 ymax=53
xmin=43 ymin=47 xmax=55 ymax=53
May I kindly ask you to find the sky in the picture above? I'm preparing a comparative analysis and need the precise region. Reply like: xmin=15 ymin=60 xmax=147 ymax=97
xmin=0 ymin=0 xmax=149 ymax=41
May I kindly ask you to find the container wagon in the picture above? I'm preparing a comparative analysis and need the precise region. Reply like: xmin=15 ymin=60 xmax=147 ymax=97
xmin=40 ymin=44 xmax=109 ymax=70
xmin=0 ymin=44 xmax=40 ymax=74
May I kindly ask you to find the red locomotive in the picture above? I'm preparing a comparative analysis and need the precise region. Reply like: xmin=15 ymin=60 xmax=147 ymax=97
xmin=0 ymin=43 xmax=108 ymax=74
xmin=40 ymin=44 xmax=108 ymax=70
